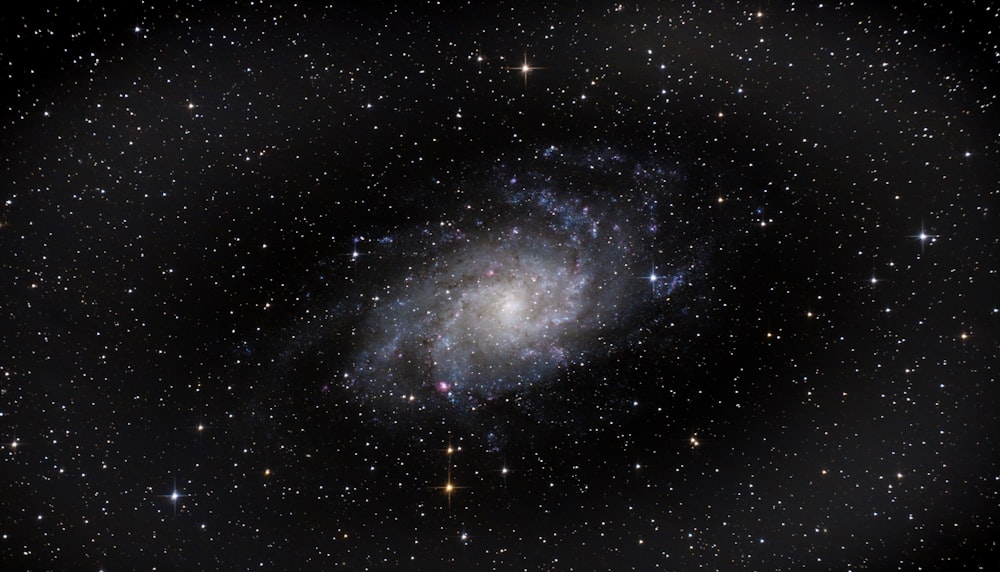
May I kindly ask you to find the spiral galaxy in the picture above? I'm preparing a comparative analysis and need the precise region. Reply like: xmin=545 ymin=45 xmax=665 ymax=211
xmin=342 ymin=147 xmax=705 ymax=416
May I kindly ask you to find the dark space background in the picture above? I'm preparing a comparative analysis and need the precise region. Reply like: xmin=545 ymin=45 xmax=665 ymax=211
xmin=1 ymin=1 xmax=997 ymax=570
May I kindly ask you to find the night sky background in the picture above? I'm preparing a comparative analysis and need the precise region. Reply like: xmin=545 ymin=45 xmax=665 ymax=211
xmin=2 ymin=1 xmax=998 ymax=570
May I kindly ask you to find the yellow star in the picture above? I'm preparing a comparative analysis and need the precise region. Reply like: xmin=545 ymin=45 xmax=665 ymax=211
xmin=508 ymin=51 xmax=544 ymax=89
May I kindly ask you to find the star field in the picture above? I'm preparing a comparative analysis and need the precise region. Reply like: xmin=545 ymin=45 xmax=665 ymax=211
xmin=1 ymin=2 xmax=997 ymax=570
